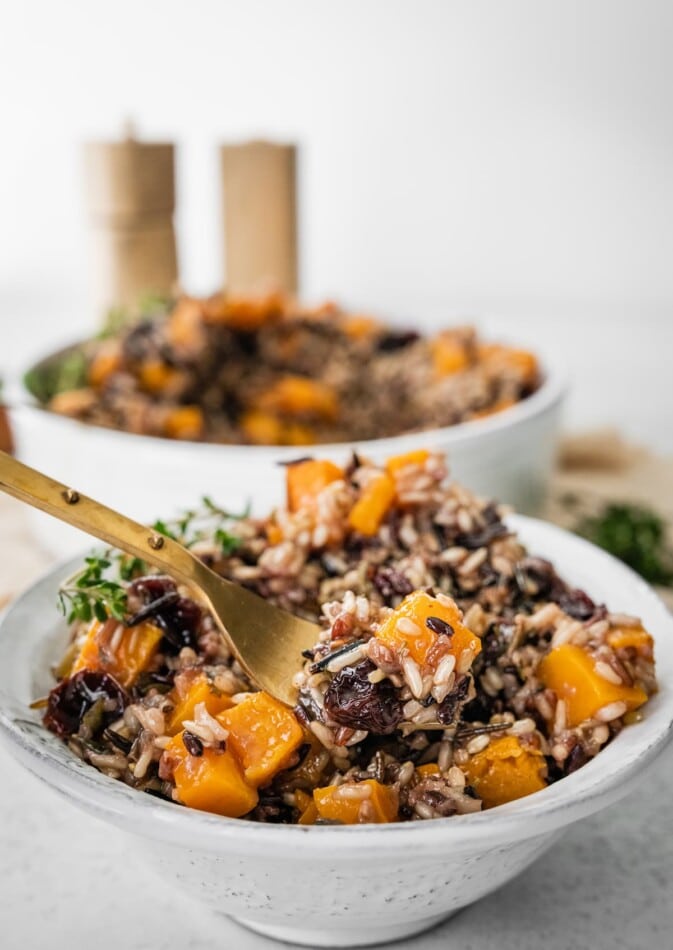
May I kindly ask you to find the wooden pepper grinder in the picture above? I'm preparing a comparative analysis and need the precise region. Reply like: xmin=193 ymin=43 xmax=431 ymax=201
xmin=83 ymin=127 xmax=178 ymax=320
xmin=220 ymin=140 xmax=298 ymax=295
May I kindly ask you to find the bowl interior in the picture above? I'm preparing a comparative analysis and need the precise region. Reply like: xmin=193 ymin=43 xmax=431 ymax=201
xmin=1 ymin=515 xmax=672 ymax=852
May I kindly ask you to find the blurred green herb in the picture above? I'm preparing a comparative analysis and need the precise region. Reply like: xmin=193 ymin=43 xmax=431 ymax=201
xmin=99 ymin=291 xmax=173 ymax=338
xmin=24 ymin=349 xmax=88 ymax=404
xmin=576 ymin=502 xmax=673 ymax=587
xmin=151 ymin=496 xmax=249 ymax=556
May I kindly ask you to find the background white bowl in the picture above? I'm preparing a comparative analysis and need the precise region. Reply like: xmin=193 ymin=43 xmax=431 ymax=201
xmin=9 ymin=364 xmax=565 ymax=556
xmin=0 ymin=515 xmax=671 ymax=948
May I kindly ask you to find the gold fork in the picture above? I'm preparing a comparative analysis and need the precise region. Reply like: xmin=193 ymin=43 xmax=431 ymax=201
xmin=0 ymin=451 xmax=320 ymax=705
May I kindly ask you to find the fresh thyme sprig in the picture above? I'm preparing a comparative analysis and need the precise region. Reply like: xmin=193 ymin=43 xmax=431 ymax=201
xmin=57 ymin=555 xmax=128 ymax=624
xmin=151 ymin=495 xmax=250 ymax=556
xmin=57 ymin=496 xmax=251 ymax=624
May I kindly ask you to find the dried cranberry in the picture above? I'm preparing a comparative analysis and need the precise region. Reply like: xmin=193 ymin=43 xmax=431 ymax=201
xmin=558 ymin=588 xmax=597 ymax=621
xmin=324 ymin=660 xmax=403 ymax=735
xmin=128 ymin=575 xmax=178 ymax=605
xmin=373 ymin=567 xmax=414 ymax=601
xmin=456 ymin=520 xmax=508 ymax=550
xmin=44 ymin=670 xmax=128 ymax=738
xmin=436 ymin=675 xmax=470 ymax=725
xmin=128 ymin=576 xmax=201 ymax=650
xmin=376 ymin=330 xmax=419 ymax=352
xmin=157 ymin=597 xmax=202 ymax=650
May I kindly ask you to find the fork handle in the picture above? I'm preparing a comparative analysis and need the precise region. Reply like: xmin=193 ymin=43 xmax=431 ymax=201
xmin=0 ymin=450 xmax=211 ymax=592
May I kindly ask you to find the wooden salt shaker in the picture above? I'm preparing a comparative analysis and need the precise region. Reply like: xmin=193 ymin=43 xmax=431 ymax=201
xmin=220 ymin=141 xmax=298 ymax=295
xmin=83 ymin=132 xmax=178 ymax=319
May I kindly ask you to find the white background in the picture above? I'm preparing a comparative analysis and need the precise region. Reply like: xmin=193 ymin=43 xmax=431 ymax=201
xmin=1 ymin=0 xmax=672 ymax=448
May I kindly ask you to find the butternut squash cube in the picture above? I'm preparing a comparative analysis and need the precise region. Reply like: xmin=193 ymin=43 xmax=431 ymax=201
xmin=431 ymin=337 xmax=469 ymax=376
xmin=218 ymin=692 xmax=304 ymax=787
xmin=348 ymin=473 xmax=396 ymax=536
xmin=163 ymin=405 xmax=204 ymax=440
xmin=463 ymin=736 xmax=547 ymax=809
xmin=385 ymin=449 xmax=430 ymax=476
xmin=167 ymin=674 xmax=235 ymax=735
xmin=538 ymin=644 xmax=648 ymax=728
xmin=257 ymin=376 xmax=339 ymax=422
xmin=71 ymin=618 xmax=164 ymax=688
xmin=607 ymin=624 xmax=654 ymax=658
xmin=375 ymin=590 xmax=481 ymax=667
xmin=286 ymin=459 xmax=344 ymax=512
xmin=167 ymin=733 xmax=258 ymax=817
xmin=313 ymin=780 xmax=398 ymax=824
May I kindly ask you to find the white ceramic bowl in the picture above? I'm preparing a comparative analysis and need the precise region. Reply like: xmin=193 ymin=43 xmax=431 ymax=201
xmin=1 ymin=515 xmax=671 ymax=948
xmin=9 ymin=363 xmax=566 ymax=556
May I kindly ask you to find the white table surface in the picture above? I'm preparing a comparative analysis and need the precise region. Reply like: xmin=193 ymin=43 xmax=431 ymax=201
xmin=1 ymin=499 xmax=672 ymax=950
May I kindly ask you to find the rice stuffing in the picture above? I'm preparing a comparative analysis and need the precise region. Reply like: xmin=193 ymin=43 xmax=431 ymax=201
xmin=42 ymin=450 xmax=657 ymax=823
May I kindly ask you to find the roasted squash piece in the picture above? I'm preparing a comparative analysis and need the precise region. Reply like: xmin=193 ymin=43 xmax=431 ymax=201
xmin=286 ymin=458 xmax=344 ymax=512
xmin=218 ymin=692 xmax=304 ymax=787
xmin=385 ymin=449 xmax=430 ymax=476
xmin=375 ymin=590 xmax=481 ymax=667
xmin=202 ymin=291 xmax=284 ymax=330
xmin=348 ymin=473 xmax=396 ymax=536
xmin=88 ymin=341 xmax=123 ymax=388
xmin=341 ymin=314 xmax=382 ymax=340
xmin=138 ymin=359 xmax=182 ymax=394
xmin=463 ymin=736 xmax=547 ymax=808
xmin=607 ymin=624 xmax=654 ymax=658
xmin=165 ymin=297 xmax=205 ymax=351
xmin=71 ymin=618 xmax=164 ymax=688
xmin=163 ymin=405 xmax=204 ymax=440
xmin=167 ymin=674 xmax=235 ymax=735
xmin=416 ymin=763 xmax=441 ymax=777
xmin=538 ymin=644 xmax=648 ymax=728
xmin=256 ymin=376 xmax=339 ymax=422
xmin=241 ymin=409 xmax=285 ymax=445
xmin=313 ymin=780 xmax=398 ymax=824
xmin=167 ymin=733 xmax=258 ymax=817
xmin=431 ymin=336 xmax=469 ymax=376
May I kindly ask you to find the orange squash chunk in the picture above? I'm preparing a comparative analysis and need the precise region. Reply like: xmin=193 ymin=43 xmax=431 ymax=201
xmin=416 ymin=763 xmax=441 ymax=778
xmin=295 ymin=789 xmax=319 ymax=825
xmin=241 ymin=409 xmax=285 ymax=445
xmin=202 ymin=292 xmax=284 ymax=330
xmin=341 ymin=315 xmax=382 ymax=340
xmin=286 ymin=459 xmax=344 ymax=512
xmin=348 ymin=473 xmax=396 ymax=536
xmin=479 ymin=344 xmax=539 ymax=384
xmin=538 ymin=644 xmax=648 ymax=728
xmin=88 ymin=341 xmax=123 ymax=388
xmin=165 ymin=297 xmax=205 ymax=351
xmin=472 ymin=397 xmax=516 ymax=420
xmin=313 ymin=780 xmax=398 ymax=824
xmin=163 ymin=405 xmax=204 ymax=440
xmin=257 ymin=376 xmax=339 ymax=422
xmin=385 ymin=449 xmax=430 ymax=476
xmin=431 ymin=336 xmax=469 ymax=376
xmin=607 ymin=625 xmax=654 ymax=658
xmin=138 ymin=359 xmax=182 ymax=394
xmin=375 ymin=590 xmax=482 ymax=667
xmin=71 ymin=618 xmax=164 ymax=688
xmin=167 ymin=674 xmax=235 ymax=735
xmin=218 ymin=692 xmax=304 ymax=787
xmin=463 ymin=736 xmax=547 ymax=809
xmin=167 ymin=733 xmax=258 ymax=817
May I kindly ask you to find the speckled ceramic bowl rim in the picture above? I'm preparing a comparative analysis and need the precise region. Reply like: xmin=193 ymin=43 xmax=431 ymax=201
xmin=10 ymin=353 xmax=566 ymax=458
xmin=1 ymin=515 xmax=672 ymax=856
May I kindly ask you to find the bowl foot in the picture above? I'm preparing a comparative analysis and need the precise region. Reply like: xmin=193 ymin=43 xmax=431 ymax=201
xmin=230 ymin=911 xmax=455 ymax=947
